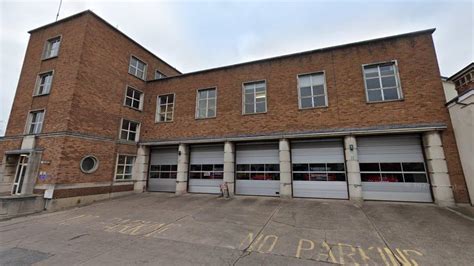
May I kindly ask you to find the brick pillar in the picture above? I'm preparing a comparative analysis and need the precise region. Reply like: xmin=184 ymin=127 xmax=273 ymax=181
xmin=133 ymin=145 xmax=150 ymax=192
xmin=423 ymin=131 xmax=455 ymax=206
xmin=176 ymin=143 xmax=189 ymax=195
xmin=279 ymin=139 xmax=292 ymax=198
xmin=223 ymin=141 xmax=235 ymax=196
xmin=344 ymin=135 xmax=363 ymax=202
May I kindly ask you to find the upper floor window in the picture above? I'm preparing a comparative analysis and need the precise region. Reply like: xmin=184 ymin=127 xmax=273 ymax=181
xmin=155 ymin=70 xmax=167 ymax=79
xmin=43 ymin=36 xmax=61 ymax=59
xmin=128 ymin=56 xmax=147 ymax=80
xmin=26 ymin=110 xmax=45 ymax=134
xmin=115 ymin=155 xmax=135 ymax=180
xmin=34 ymin=71 xmax=53 ymax=96
xmin=120 ymin=119 xmax=140 ymax=142
xmin=124 ymin=86 xmax=143 ymax=110
xmin=156 ymin=94 xmax=175 ymax=122
xmin=243 ymin=80 xmax=267 ymax=114
xmin=363 ymin=62 xmax=402 ymax=102
xmin=298 ymin=72 xmax=327 ymax=109
xmin=196 ymin=88 xmax=216 ymax=119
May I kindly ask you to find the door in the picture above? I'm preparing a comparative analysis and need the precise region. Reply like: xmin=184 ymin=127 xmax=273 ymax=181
xmin=148 ymin=146 xmax=178 ymax=192
xmin=12 ymin=155 xmax=28 ymax=195
xmin=235 ymin=143 xmax=280 ymax=196
xmin=358 ymin=135 xmax=432 ymax=202
xmin=188 ymin=144 xmax=224 ymax=194
xmin=291 ymin=139 xmax=348 ymax=199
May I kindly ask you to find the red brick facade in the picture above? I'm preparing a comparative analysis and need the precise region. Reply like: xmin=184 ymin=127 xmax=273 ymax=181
xmin=0 ymin=11 xmax=469 ymax=203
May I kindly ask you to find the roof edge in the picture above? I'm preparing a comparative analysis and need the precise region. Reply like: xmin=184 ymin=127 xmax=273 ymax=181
xmin=447 ymin=62 xmax=474 ymax=81
xmin=28 ymin=10 xmax=182 ymax=74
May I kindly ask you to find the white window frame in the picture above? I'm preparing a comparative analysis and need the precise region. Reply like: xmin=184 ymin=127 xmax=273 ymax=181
xmin=123 ymin=86 xmax=144 ymax=111
xmin=155 ymin=70 xmax=167 ymax=79
xmin=156 ymin=93 xmax=175 ymax=123
xmin=114 ymin=154 xmax=136 ymax=181
xmin=25 ymin=109 xmax=45 ymax=135
xmin=297 ymin=71 xmax=328 ymax=109
xmin=80 ymin=155 xmax=99 ymax=174
xmin=195 ymin=87 xmax=217 ymax=119
xmin=33 ymin=70 xmax=54 ymax=96
xmin=128 ymin=55 xmax=147 ymax=80
xmin=362 ymin=60 xmax=403 ymax=103
xmin=42 ymin=35 xmax=61 ymax=60
xmin=242 ymin=80 xmax=267 ymax=115
xmin=119 ymin=118 xmax=140 ymax=142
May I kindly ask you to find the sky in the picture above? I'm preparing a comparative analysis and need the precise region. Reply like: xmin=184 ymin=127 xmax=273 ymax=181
xmin=0 ymin=0 xmax=473 ymax=136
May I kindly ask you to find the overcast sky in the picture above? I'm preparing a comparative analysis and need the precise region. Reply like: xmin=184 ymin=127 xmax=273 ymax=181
xmin=0 ymin=0 xmax=473 ymax=136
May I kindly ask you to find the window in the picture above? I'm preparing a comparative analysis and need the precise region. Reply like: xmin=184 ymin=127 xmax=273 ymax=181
xmin=124 ymin=86 xmax=143 ymax=110
xmin=43 ymin=36 xmax=61 ymax=59
xmin=34 ymin=71 xmax=53 ymax=96
xmin=120 ymin=119 xmax=140 ymax=142
xmin=189 ymin=164 xmax=223 ymax=179
xmin=26 ymin=110 xmax=45 ymax=134
xmin=149 ymin=164 xmax=177 ymax=179
xmin=80 ymin=156 xmax=99 ymax=173
xmin=298 ymin=72 xmax=327 ymax=108
xmin=128 ymin=56 xmax=147 ymax=80
xmin=363 ymin=62 xmax=402 ymax=102
xmin=155 ymin=70 xmax=166 ymax=79
xmin=115 ymin=155 xmax=135 ymax=180
xmin=196 ymin=88 xmax=216 ymax=119
xmin=236 ymin=164 xmax=280 ymax=181
xmin=156 ymin=94 xmax=175 ymax=122
xmin=360 ymin=162 xmax=428 ymax=183
xmin=243 ymin=81 xmax=267 ymax=114
xmin=292 ymin=163 xmax=346 ymax=181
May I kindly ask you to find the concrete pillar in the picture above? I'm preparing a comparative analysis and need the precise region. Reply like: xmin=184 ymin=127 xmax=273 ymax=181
xmin=279 ymin=139 xmax=292 ymax=198
xmin=344 ymin=135 xmax=363 ymax=202
xmin=422 ymin=131 xmax=455 ymax=206
xmin=176 ymin=143 xmax=189 ymax=195
xmin=133 ymin=145 xmax=150 ymax=192
xmin=223 ymin=141 xmax=235 ymax=196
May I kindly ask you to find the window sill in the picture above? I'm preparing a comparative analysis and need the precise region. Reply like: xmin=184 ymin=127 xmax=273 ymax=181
xmin=195 ymin=116 xmax=217 ymax=120
xmin=117 ymin=139 xmax=139 ymax=145
xmin=123 ymin=105 xmax=143 ymax=112
xmin=155 ymin=120 xmax=174 ymax=124
xmin=128 ymin=72 xmax=146 ymax=81
xmin=41 ymin=55 xmax=58 ymax=61
xmin=298 ymin=105 xmax=329 ymax=111
xmin=366 ymin=98 xmax=404 ymax=104
xmin=242 ymin=111 xmax=267 ymax=116
xmin=32 ymin=93 xmax=50 ymax=98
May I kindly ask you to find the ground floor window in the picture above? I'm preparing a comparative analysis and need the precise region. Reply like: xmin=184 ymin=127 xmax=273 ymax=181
xmin=189 ymin=164 xmax=223 ymax=179
xmin=236 ymin=164 xmax=280 ymax=181
xmin=292 ymin=163 xmax=346 ymax=181
xmin=360 ymin=162 xmax=428 ymax=183
xmin=115 ymin=155 xmax=135 ymax=180
xmin=149 ymin=164 xmax=178 ymax=179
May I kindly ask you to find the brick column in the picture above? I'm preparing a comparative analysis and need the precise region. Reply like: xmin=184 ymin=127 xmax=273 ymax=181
xmin=223 ymin=141 xmax=235 ymax=197
xmin=176 ymin=143 xmax=189 ymax=195
xmin=133 ymin=145 xmax=150 ymax=192
xmin=344 ymin=135 xmax=363 ymax=202
xmin=423 ymin=131 xmax=455 ymax=206
xmin=279 ymin=139 xmax=292 ymax=198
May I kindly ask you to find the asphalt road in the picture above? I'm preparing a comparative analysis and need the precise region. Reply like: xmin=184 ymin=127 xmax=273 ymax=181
xmin=1 ymin=193 xmax=473 ymax=265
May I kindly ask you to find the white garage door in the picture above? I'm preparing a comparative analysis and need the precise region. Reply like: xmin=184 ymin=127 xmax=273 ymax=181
xmin=189 ymin=144 xmax=224 ymax=194
xmin=291 ymin=139 xmax=348 ymax=199
xmin=358 ymin=135 xmax=432 ymax=202
xmin=236 ymin=143 xmax=280 ymax=196
xmin=148 ymin=146 xmax=178 ymax=192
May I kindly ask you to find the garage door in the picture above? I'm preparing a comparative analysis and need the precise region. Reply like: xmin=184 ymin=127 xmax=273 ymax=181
xmin=291 ymin=139 xmax=348 ymax=199
xmin=189 ymin=144 xmax=224 ymax=194
xmin=236 ymin=143 xmax=280 ymax=196
xmin=358 ymin=135 xmax=432 ymax=202
xmin=148 ymin=146 xmax=178 ymax=192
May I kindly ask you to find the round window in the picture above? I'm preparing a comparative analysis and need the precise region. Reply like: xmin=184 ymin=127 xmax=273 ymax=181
xmin=80 ymin=156 xmax=98 ymax=173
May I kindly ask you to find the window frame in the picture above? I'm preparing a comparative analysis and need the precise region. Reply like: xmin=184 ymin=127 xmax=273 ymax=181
xmin=292 ymin=162 xmax=346 ymax=182
xmin=362 ymin=60 xmax=403 ymax=103
xmin=154 ymin=70 xmax=167 ymax=79
xmin=359 ymin=162 xmax=428 ymax=183
xmin=189 ymin=164 xmax=224 ymax=180
xmin=156 ymin=93 xmax=176 ymax=123
xmin=128 ymin=55 xmax=148 ymax=80
xmin=114 ymin=154 xmax=136 ymax=181
xmin=242 ymin=79 xmax=268 ymax=115
xmin=297 ymin=71 xmax=329 ymax=109
xmin=25 ymin=109 xmax=46 ymax=135
xmin=195 ymin=87 xmax=217 ymax=119
xmin=33 ymin=70 xmax=54 ymax=96
xmin=119 ymin=118 xmax=140 ymax=142
xmin=123 ymin=85 xmax=144 ymax=111
xmin=42 ymin=35 xmax=62 ymax=60
xmin=80 ymin=155 xmax=99 ymax=174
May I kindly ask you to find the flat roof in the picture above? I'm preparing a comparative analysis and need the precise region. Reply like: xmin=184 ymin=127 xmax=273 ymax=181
xmin=448 ymin=62 xmax=474 ymax=81
xmin=29 ymin=10 xmax=181 ymax=74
